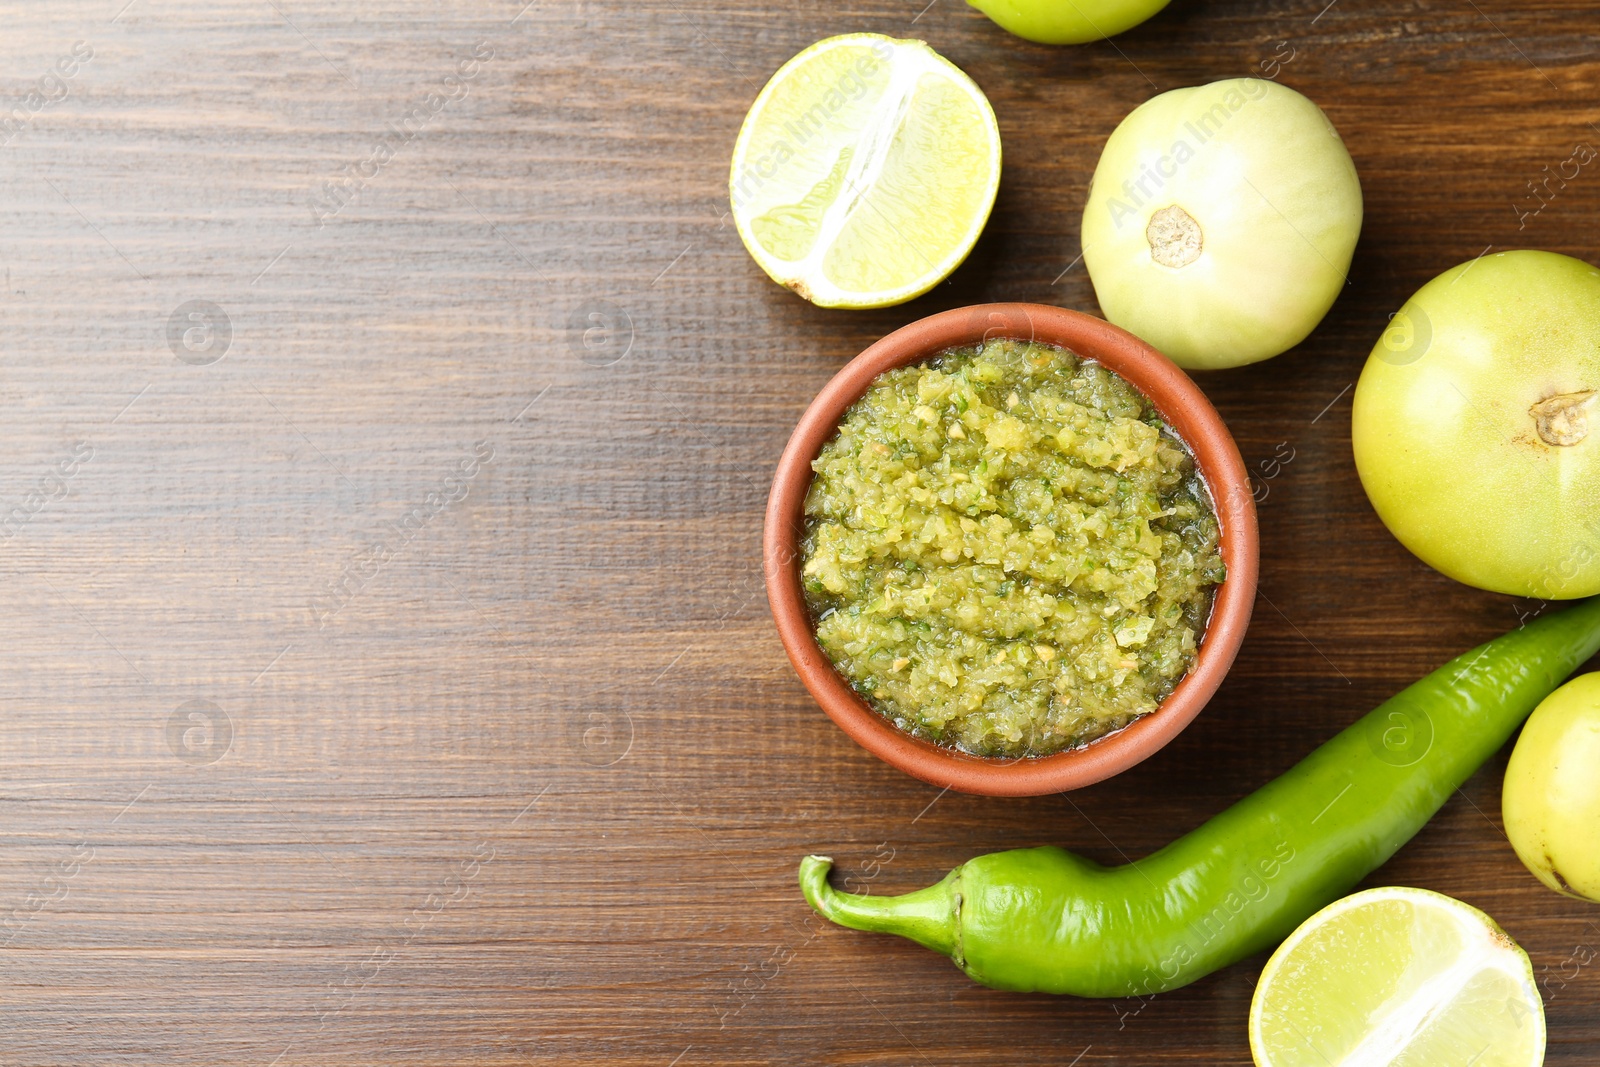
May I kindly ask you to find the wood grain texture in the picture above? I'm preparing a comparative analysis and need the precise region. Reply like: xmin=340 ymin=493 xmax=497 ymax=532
xmin=1 ymin=0 xmax=1598 ymax=1063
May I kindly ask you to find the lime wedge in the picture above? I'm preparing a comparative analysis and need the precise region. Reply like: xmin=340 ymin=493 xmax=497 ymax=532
xmin=1250 ymin=887 xmax=1545 ymax=1067
xmin=729 ymin=34 xmax=1001 ymax=309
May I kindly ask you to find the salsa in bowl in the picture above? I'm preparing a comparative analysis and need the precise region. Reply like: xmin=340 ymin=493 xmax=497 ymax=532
xmin=764 ymin=304 xmax=1257 ymax=795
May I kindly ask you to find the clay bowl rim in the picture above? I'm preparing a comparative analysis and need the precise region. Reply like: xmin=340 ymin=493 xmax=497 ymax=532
xmin=763 ymin=303 xmax=1258 ymax=797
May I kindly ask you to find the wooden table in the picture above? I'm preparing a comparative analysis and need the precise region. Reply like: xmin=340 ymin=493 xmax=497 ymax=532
xmin=2 ymin=1 xmax=1597 ymax=1063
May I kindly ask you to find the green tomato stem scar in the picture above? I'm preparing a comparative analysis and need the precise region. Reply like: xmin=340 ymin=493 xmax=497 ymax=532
xmin=1147 ymin=205 xmax=1202 ymax=268
xmin=1529 ymin=389 xmax=1596 ymax=446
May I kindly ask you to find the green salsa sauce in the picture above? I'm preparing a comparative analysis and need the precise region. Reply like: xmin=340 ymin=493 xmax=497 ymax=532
xmin=801 ymin=339 xmax=1225 ymax=759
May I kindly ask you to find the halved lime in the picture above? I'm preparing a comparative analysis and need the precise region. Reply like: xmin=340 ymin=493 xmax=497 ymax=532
xmin=1250 ymin=887 xmax=1545 ymax=1067
xmin=729 ymin=33 xmax=1001 ymax=309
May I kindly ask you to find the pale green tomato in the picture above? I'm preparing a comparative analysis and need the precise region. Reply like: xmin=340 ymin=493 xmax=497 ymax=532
xmin=1503 ymin=672 xmax=1600 ymax=902
xmin=967 ymin=0 xmax=1169 ymax=44
xmin=1352 ymin=250 xmax=1600 ymax=598
xmin=1081 ymin=78 xmax=1362 ymax=370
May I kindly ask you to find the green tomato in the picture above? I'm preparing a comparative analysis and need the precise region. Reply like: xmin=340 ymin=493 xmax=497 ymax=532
xmin=1081 ymin=79 xmax=1362 ymax=369
xmin=1503 ymin=672 xmax=1600 ymax=901
xmin=966 ymin=0 xmax=1169 ymax=44
xmin=1352 ymin=250 xmax=1600 ymax=598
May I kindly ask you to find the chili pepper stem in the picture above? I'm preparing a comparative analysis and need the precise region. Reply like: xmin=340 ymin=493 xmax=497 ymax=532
xmin=799 ymin=855 xmax=960 ymax=959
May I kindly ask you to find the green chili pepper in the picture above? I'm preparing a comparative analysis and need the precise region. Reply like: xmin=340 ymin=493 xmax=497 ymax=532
xmin=800 ymin=597 xmax=1600 ymax=997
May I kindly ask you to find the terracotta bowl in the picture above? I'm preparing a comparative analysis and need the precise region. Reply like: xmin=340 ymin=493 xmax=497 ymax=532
xmin=763 ymin=303 xmax=1259 ymax=796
